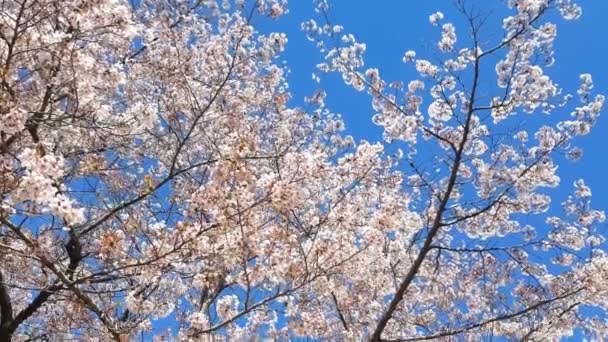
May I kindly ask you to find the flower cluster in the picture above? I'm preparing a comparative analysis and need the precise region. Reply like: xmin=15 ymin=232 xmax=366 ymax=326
xmin=429 ymin=11 xmax=444 ymax=26
xmin=0 ymin=106 xmax=27 ymax=135
xmin=438 ymin=23 xmax=456 ymax=52
xmin=12 ymin=148 xmax=85 ymax=225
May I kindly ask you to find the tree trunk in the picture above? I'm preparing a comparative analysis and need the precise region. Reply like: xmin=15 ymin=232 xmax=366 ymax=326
xmin=0 ymin=326 xmax=12 ymax=342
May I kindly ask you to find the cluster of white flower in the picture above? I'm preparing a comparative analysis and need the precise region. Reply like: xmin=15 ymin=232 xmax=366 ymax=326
xmin=577 ymin=73 xmax=593 ymax=102
xmin=0 ymin=106 xmax=28 ymax=134
xmin=495 ymin=59 xmax=515 ymax=89
xmin=407 ymin=80 xmax=424 ymax=93
xmin=365 ymin=68 xmax=381 ymax=87
xmin=372 ymin=109 xmax=419 ymax=143
xmin=313 ymin=31 xmax=367 ymax=91
xmin=573 ymin=179 xmax=591 ymax=198
xmin=305 ymin=90 xmax=327 ymax=107
xmin=12 ymin=148 xmax=85 ymax=225
xmin=0 ymin=154 xmax=13 ymax=174
xmin=557 ymin=0 xmax=582 ymax=20
xmin=415 ymin=59 xmax=439 ymax=78
xmin=508 ymin=0 xmax=549 ymax=17
xmin=428 ymin=100 xmax=452 ymax=122
xmin=429 ymin=11 xmax=444 ymax=26
xmin=188 ymin=312 xmax=211 ymax=330
xmin=512 ymin=65 xmax=557 ymax=113
xmin=402 ymin=50 xmax=416 ymax=63
xmin=267 ymin=32 xmax=288 ymax=53
xmin=438 ymin=23 xmax=456 ymax=52
xmin=216 ymin=295 xmax=240 ymax=320
xmin=255 ymin=0 xmax=288 ymax=18
xmin=124 ymin=101 xmax=158 ymax=131
xmin=534 ymin=126 xmax=561 ymax=151
xmin=270 ymin=180 xmax=303 ymax=213
xmin=125 ymin=291 xmax=155 ymax=315
xmin=535 ymin=23 xmax=557 ymax=66
xmin=564 ymin=94 xmax=605 ymax=136
xmin=537 ymin=23 xmax=557 ymax=42
xmin=565 ymin=146 xmax=583 ymax=160
xmin=547 ymin=181 xmax=605 ymax=251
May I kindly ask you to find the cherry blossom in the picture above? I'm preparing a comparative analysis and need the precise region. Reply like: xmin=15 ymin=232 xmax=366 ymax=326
xmin=429 ymin=11 xmax=444 ymax=26
xmin=0 ymin=0 xmax=606 ymax=341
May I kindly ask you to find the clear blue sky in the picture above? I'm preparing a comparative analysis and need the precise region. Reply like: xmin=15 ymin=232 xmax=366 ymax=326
xmin=256 ymin=0 xmax=608 ymax=215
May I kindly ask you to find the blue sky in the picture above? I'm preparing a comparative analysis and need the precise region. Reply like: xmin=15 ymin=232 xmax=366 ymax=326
xmin=254 ymin=0 xmax=608 ymax=216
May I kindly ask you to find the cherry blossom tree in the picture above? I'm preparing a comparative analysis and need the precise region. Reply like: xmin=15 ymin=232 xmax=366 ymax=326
xmin=0 ymin=0 xmax=606 ymax=340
